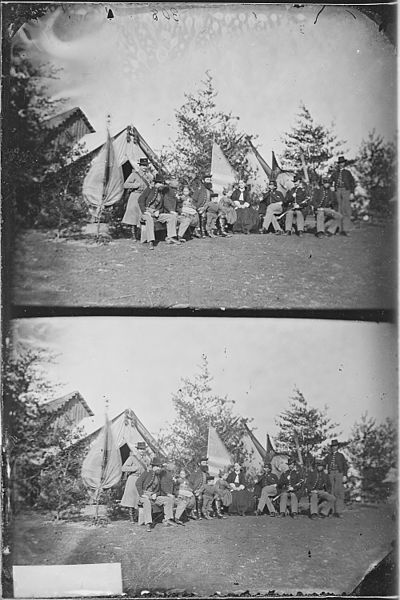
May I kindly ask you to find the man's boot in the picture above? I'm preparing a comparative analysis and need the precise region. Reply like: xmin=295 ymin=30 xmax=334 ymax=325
xmin=199 ymin=215 xmax=207 ymax=238
xmin=129 ymin=508 xmax=135 ymax=523
xmin=131 ymin=225 xmax=139 ymax=241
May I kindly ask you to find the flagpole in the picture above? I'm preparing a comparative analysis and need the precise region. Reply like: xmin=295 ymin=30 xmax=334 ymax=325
xmin=97 ymin=114 xmax=111 ymax=239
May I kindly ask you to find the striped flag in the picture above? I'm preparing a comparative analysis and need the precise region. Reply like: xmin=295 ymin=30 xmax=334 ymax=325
xmin=211 ymin=142 xmax=238 ymax=196
xmin=207 ymin=426 xmax=232 ymax=476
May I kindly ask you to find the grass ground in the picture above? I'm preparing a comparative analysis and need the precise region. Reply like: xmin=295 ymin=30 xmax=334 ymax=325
xmin=11 ymin=223 xmax=395 ymax=309
xmin=4 ymin=504 xmax=396 ymax=597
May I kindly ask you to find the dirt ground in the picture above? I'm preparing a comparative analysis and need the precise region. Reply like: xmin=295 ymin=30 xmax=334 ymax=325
xmin=10 ymin=223 xmax=395 ymax=309
xmin=4 ymin=504 xmax=395 ymax=597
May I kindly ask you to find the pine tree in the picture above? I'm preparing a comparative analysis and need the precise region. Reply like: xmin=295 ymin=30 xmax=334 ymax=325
xmin=159 ymin=355 xmax=252 ymax=470
xmin=161 ymin=72 xmax=254 ymax=183
xmin=347 ymin=413 xmax=396 ymax=502
xmin=275 ymin=388 xmax=340 ymax=467
xmin=281 ymin=102 xmax=346 ymax=176
xmin=354 ymin=130 xmax=396 ymax=213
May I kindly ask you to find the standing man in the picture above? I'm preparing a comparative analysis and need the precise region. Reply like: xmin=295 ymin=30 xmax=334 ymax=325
xmin=135 ymin=456 xmax=177 ymax=531
xmin=283 ymin=174 xmax=310 ymax=237
xmin=323 ymin=439 xmax=348 ymax=518
xmin=188 ymin=457 xmax=209 ymax=519
xmin=305 ymin=458 xmax=336 ymax=519
xmin=138 ymin=173 xmax=181 ymax=249
xmin=260 ymin=180 xmax=285 ymax=235
xmin=120 ymin=441 xmax=149 ymax=522
xmin=330 ymin=156 xmax=355 ymax=236
xmin=255 ymin=463 xmax=279 ymax=516
xmin=277 ymin=458 xmax=305 ymax=518
xmin=193 ymin=174 xmax=213 ymax=238
xmin=311 ymin=177 xmax=343 ymax=238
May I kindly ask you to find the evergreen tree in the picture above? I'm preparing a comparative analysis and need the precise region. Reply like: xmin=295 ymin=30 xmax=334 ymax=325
xmin=161 ymin=72 xmax=254 ymax=183
xmin=159 ymin=355 xmax=252 ymax=470
xmin=281 ymin=102 xmax=346 ymax=175
xmin=275 ymin=388 xmax=340 ymax=467
xmin=3 ymin=343 xmax=87 ymax=516
xmin=347 ymin=413 xmax=396 ymax=502
xmin=354 ymin=130 xmax=396 ymax=213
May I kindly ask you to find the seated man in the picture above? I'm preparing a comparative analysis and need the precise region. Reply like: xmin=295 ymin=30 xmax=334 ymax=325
xmin=305 ymin=458 xmax=336 ymax=519
xmin=283 ymin=174 xmax=310 ymax=237
xmin=255 ymin=463 xmax=279 ymax=516
xmin=173 ymin=469 xmax=196 ymax=523
xmin=311 ymin=178 xmax=343 ymax=238
xmin=135 ymin=456 xmax=177 ymax=532
xmin=278 ymin=458 xmax=305 ymax=518
xmin=260 ymin=180 xmax=285 ymax=235
xmin=138 ymin=173 xmax=181 ymax=250
xmin=188 ymin=457 xmax=209 ymax=519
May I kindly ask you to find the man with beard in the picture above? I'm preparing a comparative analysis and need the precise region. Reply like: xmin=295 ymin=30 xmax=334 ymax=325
xmin=193 ymin=174 xmax=213 ymax=238
xmin=259 ymin=180 xmax=285 ymax=234
xmin=138 ymin=173 xmax=181 ymax=249
xmin=311 ymin=177 xmax=343 ymax=237
xmin=136 ymin=456 xmax=177 ymax=531
xmin=305 ymin=458 xmax=336 ymax=519
xmin=121 ymin=158 xmax=150 ymax=241
xmin=323 ymin=439 xmax=348 ymax=518
xmin=188 ymin=457 xmax=209 ymax=519
xmin=277 ymin=458 xmax=305 ymax=518
xmin=330 ymin=156 xmax=355 ymax=236
xmin=283 ymin=174 xmax=310 ymax=236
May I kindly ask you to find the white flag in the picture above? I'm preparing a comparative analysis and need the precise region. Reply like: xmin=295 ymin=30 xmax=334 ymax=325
xmin=211 ymin=142 xmax=238 ymax=196
xmin=207 ymin=426 xmax=232 ymax=476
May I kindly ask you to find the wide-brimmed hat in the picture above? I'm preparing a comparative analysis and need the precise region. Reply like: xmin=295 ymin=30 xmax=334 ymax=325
xmin=203 ymin=173 xmax=212 ymax=179
xmin=138 ymin=158 xmax=149 ymax=167
xmin=268 ymin=180 xmax=278 ymax=187
xmin=330 ymin=439 xmax=339 ymax=447
xmin=167 ymin=179 xmax=179 ymax=189
xmin=151 ymin=456 xmax=163 ymax=466
xmin=293 ymin=173 xmax=303 ymax=182
xmin=337 ymin=156 xmax=347 ymax=164
xmin=136 ymin=441 xmax=146 ymax=450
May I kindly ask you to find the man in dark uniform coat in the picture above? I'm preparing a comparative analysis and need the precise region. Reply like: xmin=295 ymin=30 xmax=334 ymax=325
xmin=192 ymin=174 xmax=213 ymax=237
xmin=323 ymin=439 xmax=348 ymax=518
xmin=283 ymin=174 xmax=310 ymax=236
xmin=330 ymin=156 xmax=355 ymax=235
xmin=311 ymin=177 xmax=343 ymax=237
xmin=278 ymin=458 xmax=305 ymax=517
xmin=138 ymin=173 xmax=181 ymax=249
xmin=305 ymin=458 xmax=336 ymax=518
xmin=260 ymin=180 xmax=285 ymax=234
xmin=136 ymin=456 xmax=177 ymax=531
xmin=189 ymin=457 xmax=209 ymax=519
xmin=255 ymin=463 xmax=279 ymax=516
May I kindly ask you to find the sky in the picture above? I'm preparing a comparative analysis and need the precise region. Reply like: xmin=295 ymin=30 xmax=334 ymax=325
xmin=11 ymin=318 xmax=398 ymax=445
xmin=15 ymin=3 xmax=396 ymax=160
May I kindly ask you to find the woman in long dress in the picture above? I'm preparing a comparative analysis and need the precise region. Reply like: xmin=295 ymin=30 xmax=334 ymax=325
xmin=226 ymin=463 xmax=255 ymax=515
xmin=120 ymin=448 xmax=148 ymax=521
xmin=121 ymin=166 xmax=149 ymax=240
xmin=231 ymin=181 xmax=259 ymax=234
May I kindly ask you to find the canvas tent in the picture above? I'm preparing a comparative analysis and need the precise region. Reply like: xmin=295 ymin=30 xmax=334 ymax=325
xmin=80 ymin=125 xmax=167 ymax=211
xmin=81 ymin=408 xmax=166 ymax=466
xmin=241 ymin=423 xmax=267 ymax=475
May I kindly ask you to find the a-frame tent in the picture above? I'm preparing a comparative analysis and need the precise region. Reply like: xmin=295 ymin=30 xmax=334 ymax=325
xmin=241 ymin=423 xmax=267 ymax=475
xmin=81 ymin=408 xmax=166 ymax=466
xmin=78 ymin=125 xmax=168 ymax=210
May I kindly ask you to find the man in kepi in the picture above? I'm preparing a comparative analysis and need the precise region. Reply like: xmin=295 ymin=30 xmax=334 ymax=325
xmin=330 ymin=156 xmax=356 ymax=236
xmin=259 ymin=180 xmax=285 ymax=235
xmin=277 ymin=458 xmax=304 ymax=518
xmin=138 ymin=172 xmax=181 ymax=250
xmin=255 ymin=463 xmax=279 ymax=516
xmin=311 ymin=177 xmax=342 ymax=238
xmin=323 ymin=439 xmax=348 ymax=518
xmin=136 ymin=456 xmax=178 ymax=531
xmin=305 ymin=458 xmax=336 ymax=519
xmin=283 ymin=174 xmax=310 ymax=237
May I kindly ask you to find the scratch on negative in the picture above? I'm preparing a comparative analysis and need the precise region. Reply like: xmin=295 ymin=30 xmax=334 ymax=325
xmin=314 ymin=5 xmax=326 ymax=25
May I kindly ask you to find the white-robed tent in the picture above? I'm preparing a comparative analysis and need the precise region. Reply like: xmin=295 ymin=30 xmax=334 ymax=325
xmin=81 ymin=408 xmax=166 ymax=466
xmin=81 ymin=125 xmax=167 ymax=212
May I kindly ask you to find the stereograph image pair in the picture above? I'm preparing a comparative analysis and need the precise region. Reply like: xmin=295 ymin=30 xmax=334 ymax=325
xmin=2 ymin=3 xmax=397 ymax=599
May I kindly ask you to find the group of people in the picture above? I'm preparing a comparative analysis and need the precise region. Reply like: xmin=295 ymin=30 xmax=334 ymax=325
xmin=119 ymin=439 xmax=348 ymax=531
xmin=121 ymin=156 xmax=356 ymax=249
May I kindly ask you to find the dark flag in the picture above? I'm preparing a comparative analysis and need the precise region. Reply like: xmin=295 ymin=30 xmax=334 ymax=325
xmin=271 ymin=151 xmax=282 ymax=175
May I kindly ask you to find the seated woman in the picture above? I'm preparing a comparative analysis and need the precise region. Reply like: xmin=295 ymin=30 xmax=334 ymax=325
xmin=231 ymin=181 xmax=259 ymax=234
xmin=226 ymin=462 xmax=255 ymax=515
